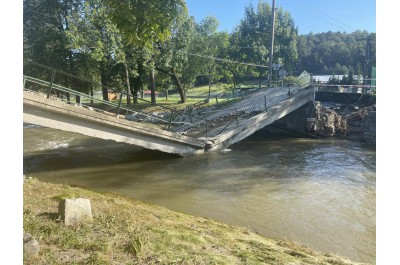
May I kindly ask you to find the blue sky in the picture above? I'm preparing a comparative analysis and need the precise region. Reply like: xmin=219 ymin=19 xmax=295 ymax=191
xmin=186 ymin=0 xmax=376 ymax=35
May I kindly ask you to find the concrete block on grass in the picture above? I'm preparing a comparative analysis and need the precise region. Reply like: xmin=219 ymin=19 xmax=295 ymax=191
xmin=58 ymin=198 xmax=93 ymax=226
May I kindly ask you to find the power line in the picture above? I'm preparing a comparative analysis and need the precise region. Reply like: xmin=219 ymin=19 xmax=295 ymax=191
xmin=177 ymin=51 xmax=270 ymax=69
xmin=281 ymin=0 xmax=356 ymax=33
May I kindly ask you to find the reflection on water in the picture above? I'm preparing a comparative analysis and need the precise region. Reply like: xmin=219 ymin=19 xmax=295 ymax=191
xmin=23 ymin=125 xmax=376 ymax=263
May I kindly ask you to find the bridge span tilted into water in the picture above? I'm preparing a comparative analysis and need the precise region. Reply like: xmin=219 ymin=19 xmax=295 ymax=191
xmin=23 ymin=63 xmax=314 ymax=156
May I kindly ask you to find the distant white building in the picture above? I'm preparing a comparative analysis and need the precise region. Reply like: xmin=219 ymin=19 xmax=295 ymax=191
xmin=312 ymin=75 xmax=363 ymax=84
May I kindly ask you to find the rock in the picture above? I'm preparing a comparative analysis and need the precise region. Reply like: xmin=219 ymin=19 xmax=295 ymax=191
xmin=23 ymin=236 xmax=40 ymax=258
xmin=23 ymin=232 xmax=32 ymax=243
xmin=59 ymin=198 xmax=93 ymax=226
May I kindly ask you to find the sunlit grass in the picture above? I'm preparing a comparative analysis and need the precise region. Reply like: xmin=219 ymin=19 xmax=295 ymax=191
xmin=24 ymin=178 xmax=361 ymax=265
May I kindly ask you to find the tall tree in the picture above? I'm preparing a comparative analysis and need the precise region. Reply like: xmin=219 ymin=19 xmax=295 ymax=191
xmin=103 ymin=0 xmax=187 ymax=104
xmin=23 ymin=0 xmax=80 ymax=72
xmin=66 ymin=0 xmax=125 ymax=101
xmin=194 ymin=16 xmax=229 ymax=98
xmin=154 ymin=13 xmax=197 ymax=103
xmin=232 ymin=1 xmax=298 ymax=83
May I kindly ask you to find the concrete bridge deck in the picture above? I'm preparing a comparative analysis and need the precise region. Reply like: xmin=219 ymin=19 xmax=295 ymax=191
xmin=23 ymin=91 xmax=207 ymax=156
xmin=23 ymin=83 xmax=314 ymax=156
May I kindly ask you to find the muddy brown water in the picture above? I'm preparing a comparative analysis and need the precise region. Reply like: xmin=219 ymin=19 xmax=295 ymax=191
xmin=23 ymin=124 xmax=376 ymax=263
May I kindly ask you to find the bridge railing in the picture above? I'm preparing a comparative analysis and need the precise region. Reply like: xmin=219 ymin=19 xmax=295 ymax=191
xmin=172 ymin=84 xmax=312 ymax=137
xmin=213 ymin=87 xmax=313 ymax=136
xmin=23 ymin=60 xmax=210 ymax=136
xmin=23 ymin=60 xmax=313 ymax=139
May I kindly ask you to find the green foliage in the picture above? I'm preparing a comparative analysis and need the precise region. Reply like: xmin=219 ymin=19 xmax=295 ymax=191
xmin=192 ymin=17 xmax=230 ymax=90
xmin=104 ymin=0 xmax=187 ymax=46
xmin=23 ymin=0 xmax=376 ymax=109
xmin=154 ymin=12 xmax=197 ymax=97
xmin=296 ymin=31 xmax=376 ymax=75
xmin=283 ymin=76 xmax=302 ymax=87
xmin=229 ymin=0 xmax=298 ymax=80
xmin=65 ymin=0 xmax=126 ymax=99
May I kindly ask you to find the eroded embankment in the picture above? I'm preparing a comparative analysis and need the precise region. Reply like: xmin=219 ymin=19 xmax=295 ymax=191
xmin=309 ymin=102 xmax=376 ymax=142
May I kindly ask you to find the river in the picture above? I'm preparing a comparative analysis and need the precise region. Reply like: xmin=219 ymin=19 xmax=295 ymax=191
xmin=23 ymin=124 xmax=376 ymax=263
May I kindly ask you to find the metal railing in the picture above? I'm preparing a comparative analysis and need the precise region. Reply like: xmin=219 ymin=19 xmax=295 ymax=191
xmin=23 ymin=60 xmax=312 ymax=139
xmin=23 ymin=60 xmax=209 ymax=136
xmin=172 ymin=85 xmax=311 ymax=137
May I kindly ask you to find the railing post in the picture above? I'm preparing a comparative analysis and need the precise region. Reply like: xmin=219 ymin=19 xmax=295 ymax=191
xmin=205 ymin=120 xmax=208 ymax=138
xmin=264 ymin=94 xmax=267 ymax=110
xmin=47 ymin=69 xmax=56 ymax=98
xmin=23 ymin=77 xmax=26 ymax=89
xmin=167 ymin=110 xmax=174 ymax=131
xmin=236 ymin=109 xmax=239 ymax=125
xmin=117 ymin=92 xmax=123 ymax=116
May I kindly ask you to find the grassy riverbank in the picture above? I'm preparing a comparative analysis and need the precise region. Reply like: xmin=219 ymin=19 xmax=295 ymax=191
xmin=24 ymin=178 xmax=364 ymax=265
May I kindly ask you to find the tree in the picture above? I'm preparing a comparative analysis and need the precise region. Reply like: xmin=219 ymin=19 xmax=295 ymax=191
xmin=232 ymin=1 xmax=298 ymax=83
xmin=23 ymin=0 xmax=80 ymax=74
xmin=66 ymin=0 xmax=125 ymax=101
xmin=154 ymin=13 xmax=197 ymax=103
xmin=103 ymin=0 xmax=187 ymax=104
xmin=194 ymin=17 xmax=229 ymax=98
xmin=296 ymin=31 xmax=376 ymax=75
xmin=104 ymin=0 xmax=187 ymax=46
xmin=223 ymin=30 xmax=253 ymax=88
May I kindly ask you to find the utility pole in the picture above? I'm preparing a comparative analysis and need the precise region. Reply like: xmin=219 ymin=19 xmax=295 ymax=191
xmin=268 ymin=0 xmax=276 ymax=88
xmin=363 ymin=35 xmax=371 ymax=87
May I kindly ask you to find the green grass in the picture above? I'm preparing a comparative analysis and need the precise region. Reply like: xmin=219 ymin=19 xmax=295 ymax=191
xmin=70 ymin=82 xmax=259 ymax=115
xmin=23 ymin=178 xmax=361 ymax=265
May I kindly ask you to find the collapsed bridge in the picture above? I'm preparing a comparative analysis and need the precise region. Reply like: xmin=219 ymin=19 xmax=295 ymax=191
xmin=23 ymin=61 xmax=314 ymax=156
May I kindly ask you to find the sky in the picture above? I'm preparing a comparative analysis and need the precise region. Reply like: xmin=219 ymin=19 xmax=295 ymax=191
xmin=186 ymin=0 xmax=376 ymax=35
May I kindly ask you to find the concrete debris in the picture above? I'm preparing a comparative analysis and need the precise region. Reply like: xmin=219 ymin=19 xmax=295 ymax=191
xmin=59 ymin=198 xmax=93 ymax=227
xmin=309 ymin=101 xmax=376 ymax=141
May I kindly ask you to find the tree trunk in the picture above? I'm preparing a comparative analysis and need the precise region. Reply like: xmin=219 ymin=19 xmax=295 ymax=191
xmin=149 ymin=68 xmax=156 ymax=104
xmin=171 ymin=68 xmax=186 ymax=104
xmin=131 ymin=77 xmax=139 ymax=104
xmin=100 ymin=62 xmax=109 ymax=101
xmin=90 ymin=86 xmax=94 ymax=104
xmin=207 ymin=67 xmax=213 ymax=99
xmin=208 ymin=75 xmax=212 ymax=99
xmin=156 ymin=67 xmax=186 ymax=103
xmin=131 ymin=61 xmax=145 ymax=104
xmin=124 ymin=63 xmax=131 ymax=105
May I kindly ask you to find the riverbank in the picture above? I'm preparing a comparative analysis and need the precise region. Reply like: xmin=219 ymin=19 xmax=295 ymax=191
xmin=310 ymin=92 xmax=376 ymax=143
xmin=310 ymin=102 xmax=376 ymax=139
xmin=23 ymin=178 xmax=366 ymax=264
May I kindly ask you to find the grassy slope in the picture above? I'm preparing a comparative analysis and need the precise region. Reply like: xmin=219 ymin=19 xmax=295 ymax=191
xmin=23 ymin=178 xmax=365 ymax=265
